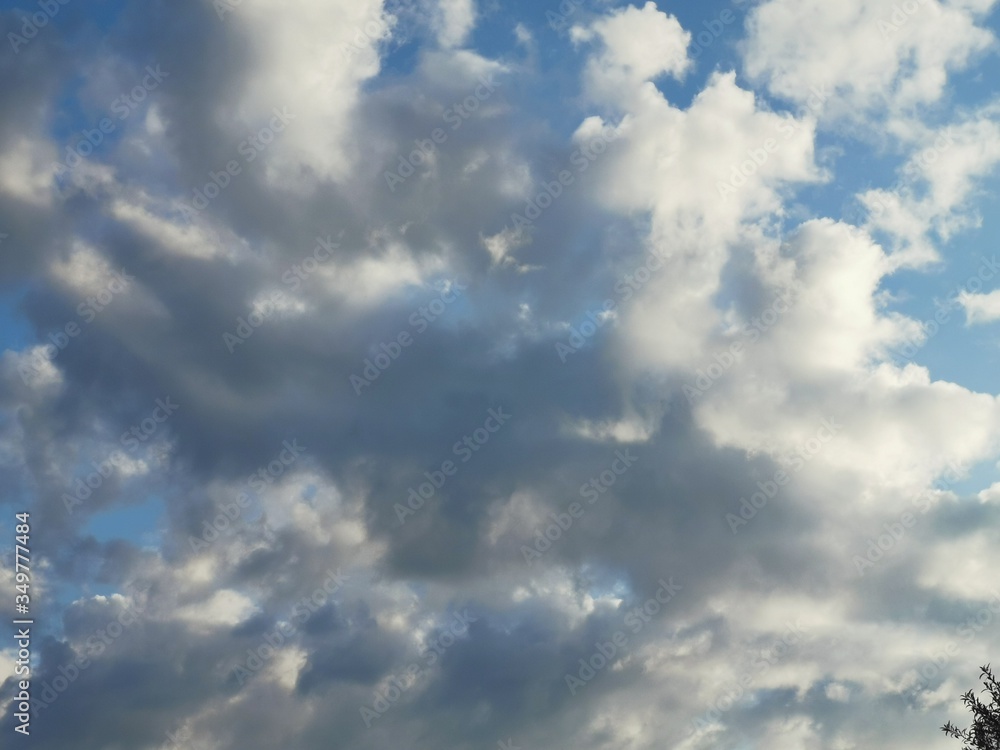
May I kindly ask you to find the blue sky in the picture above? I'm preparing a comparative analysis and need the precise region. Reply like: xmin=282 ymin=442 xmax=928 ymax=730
xmin=3 ymin=1 xmax=1000 ymax=749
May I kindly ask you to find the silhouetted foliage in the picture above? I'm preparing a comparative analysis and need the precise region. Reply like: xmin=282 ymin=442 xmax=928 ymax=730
xmin=942 ymin=665 xmax=1000 ymax=749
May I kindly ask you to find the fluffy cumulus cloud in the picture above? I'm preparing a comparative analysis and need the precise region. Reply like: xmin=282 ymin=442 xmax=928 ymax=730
xmin=2 ymin=1 xmax=1000 ymax=749
xmin=744 ymin=0 xmax=998 ymax=116
xmin=960 ymin=287 xmax=1000 ymax=323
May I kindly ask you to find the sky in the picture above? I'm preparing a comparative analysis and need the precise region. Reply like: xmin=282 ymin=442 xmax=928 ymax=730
xmin=2 ymin=0 xmax=1000 ymax=748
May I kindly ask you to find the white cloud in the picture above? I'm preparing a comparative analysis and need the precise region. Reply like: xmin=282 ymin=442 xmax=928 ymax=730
xmin=9 ymin=2 xmax=1000 ymax=749
xmin=583 ymin=71 xmax=821 ymax=371
xmin=862 ymin=112 xmax=1000 ymax=268
xmin=0 ymin=134 xmax=54 ymax=208
xmin=744 ymin=0 xmax=997 ymax=117
xmin=436 ymin=0 xmax=477 ymax=48
xmin=959 ymin=288 xmax=1000 ymax=324
xmin=173 ymin=589 xmax=259 ymax=631
xmin=575 ymin=1 xmax=692 ymax=99
xmin=224 ymin=0 xmax=393 ymax=184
